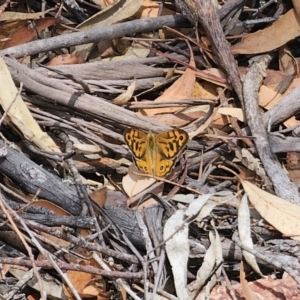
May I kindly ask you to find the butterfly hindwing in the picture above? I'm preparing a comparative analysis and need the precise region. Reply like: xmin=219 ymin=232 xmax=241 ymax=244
xmin=155 ymin=159 xmax=174 ymax=177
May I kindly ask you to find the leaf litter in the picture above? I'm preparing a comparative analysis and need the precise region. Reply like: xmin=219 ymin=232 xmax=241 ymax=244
xmin=0 ymin=0 xmax=300 ymax=299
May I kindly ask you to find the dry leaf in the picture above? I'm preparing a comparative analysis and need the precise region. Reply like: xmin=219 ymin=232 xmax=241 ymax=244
xmin=74 ymin=0 xmax=143 ymax=59
xmin=240 ymin=262 xmax=262 ymax=300
xmin=0 ymin=8 xmax=55 ymax=21
xmin=242 ymin=180 xmax=300 ymax=241
xmin=164 ymin=210 xmax=189 ymax=300
xmin=1 ymin=18 xmax=58 ymax=50
xmin=72 ymin=143 xmax=101 ymax=154
xmin=232 ymin=9 xmax=300 ymax=55
xmin=236 ymin=148 xmax=272 ymax=188
xmin=10 ymin=267 xmax=64 ymax=299
xmin=258 ymin=82 xmax=300 ymax=128
xmin=0 ymin=58 xmax=60 ymax=152
xmin=105 ymin=42 xmax=151 ymax=61
xmin=192 ymin=80 xmax=218 ymax=98
xmin=64 ymin=257 xmax=109 ymax=300
xmin=135 ymin=0 xmax=175 ymax=19
xmin=47 ymin=54 xmax=84 ymax=66
xmin=191 ymin=230 xmax=223 ymax=299
xmin=122 ymin=164 xmax=157 ymax=199
xmin=89 ymin=187 xmax=108 ymax=208
xmin=140 ymin=55 xmax=196 ymax=118
xmin=112 ymin=79 xmax=136 ymax=105
xmin=258 ymin=85 xmax=282 ymax=110
xmin=209 ymin=272 xmax=300 ymax=299
xmin=218 ymin=107 xmax=244 ymax=122
xmin=278 ymin=46 xmax=295 ymax=75
xmin=238 ymin=194 xmax=264 ymax=277
xmin=292 ymin=0 xmax=300 ymax=18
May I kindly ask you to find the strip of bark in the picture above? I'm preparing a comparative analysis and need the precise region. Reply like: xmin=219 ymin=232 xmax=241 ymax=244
xmin=0 ymin=140 xmax=82 ymax=215
xmin=243 ymin=55 xmax=300 ymax=204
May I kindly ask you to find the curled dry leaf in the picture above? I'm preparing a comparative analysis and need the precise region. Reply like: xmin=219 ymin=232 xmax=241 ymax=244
xmin=191 ymin=230 xmax=223 ymax=299
xmin=112 ymin=79 xmax=136 ymax=105
xmin=238 ymin=194 xmax=264 ymax=277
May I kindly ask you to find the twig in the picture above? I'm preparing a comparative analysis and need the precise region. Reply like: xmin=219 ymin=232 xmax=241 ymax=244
xmin=0 ymin=0 xmax=11 ymax=15
xmin=127 ymin=99 xmax=217 ymax=109
xmin=25 ymin=220 xmax=139 ymax=263
xmin=23 ymin=140 xmax=73 ymax=161
xmin=4 ymin=269 xmax=35 ymax=299
xmin=92 ymin=253 xmax=142 ymax=300
xmin=139 ymin=281 xmax=179 ymax=300
xmin=56 ymin=130 xmax=105 ymax=245
xmin=0 ymin=15 xmax=190 ymax=58
xmin=0 ymin=82 xmax=23 ymax=126
xmin=232 ymin=235 xmax=300 ymax=288
xmin=0 ymin=193 xmax=46 ymax=300
xmin=0 ymin=257 xmax=144 ymax=279
xmin=136 ymin=39 xmax=227 ymax=86
xmin=118 ymin=279 xmax=142 ymax=300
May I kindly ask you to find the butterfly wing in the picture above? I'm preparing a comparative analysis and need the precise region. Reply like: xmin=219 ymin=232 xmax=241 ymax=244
xmin=124 ymin=128 xmax=148 ymax=159
xmin=155 ymin=159 xmax=175 ymax=177
xmin=153 ymin=129 xmax=188 ymax=177
xmin=124 ymin=128 xmax=188 ymax=177
xmin=155 ymin=129 xmax=189 ymax=159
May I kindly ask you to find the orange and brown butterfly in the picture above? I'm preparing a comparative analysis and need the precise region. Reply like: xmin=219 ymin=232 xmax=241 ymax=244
xmin=124 ymin=128 xmax=189 ymax=177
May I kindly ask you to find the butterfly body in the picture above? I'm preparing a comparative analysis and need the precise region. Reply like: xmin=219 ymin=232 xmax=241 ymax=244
xmin=124 ymin=128 xmax=188 ymax=177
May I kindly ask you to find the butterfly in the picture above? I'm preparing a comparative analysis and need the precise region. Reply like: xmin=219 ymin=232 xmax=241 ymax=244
xmin=124 ymin=128 xmax=189 ymax=177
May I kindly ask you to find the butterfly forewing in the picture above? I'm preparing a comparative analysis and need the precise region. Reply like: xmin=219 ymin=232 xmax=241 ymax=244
xmin=155 ymin=129 xmax=189 ymax=159
xmin=124 ymin=128 xmax=148 ymax=159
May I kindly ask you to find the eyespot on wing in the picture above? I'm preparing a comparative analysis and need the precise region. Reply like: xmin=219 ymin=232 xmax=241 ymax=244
xmin=155 ymin=159 xmax=174 ymax=177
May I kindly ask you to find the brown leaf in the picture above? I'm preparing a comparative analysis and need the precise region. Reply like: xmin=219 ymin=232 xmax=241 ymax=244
xmin=47 ymin=54 xmax=84 ymax=66
xmin=240 ymin=262 xmax=259 ymax=300
xmin=1 ymin=18 xmax=59 ymax=50
xmin=209 ymin=272 xmax=300 ymax=299
xmin=232 ymin=9 xmax=300 ymax=55
xmin=140 ymin=56 xmax=196 ymax=117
